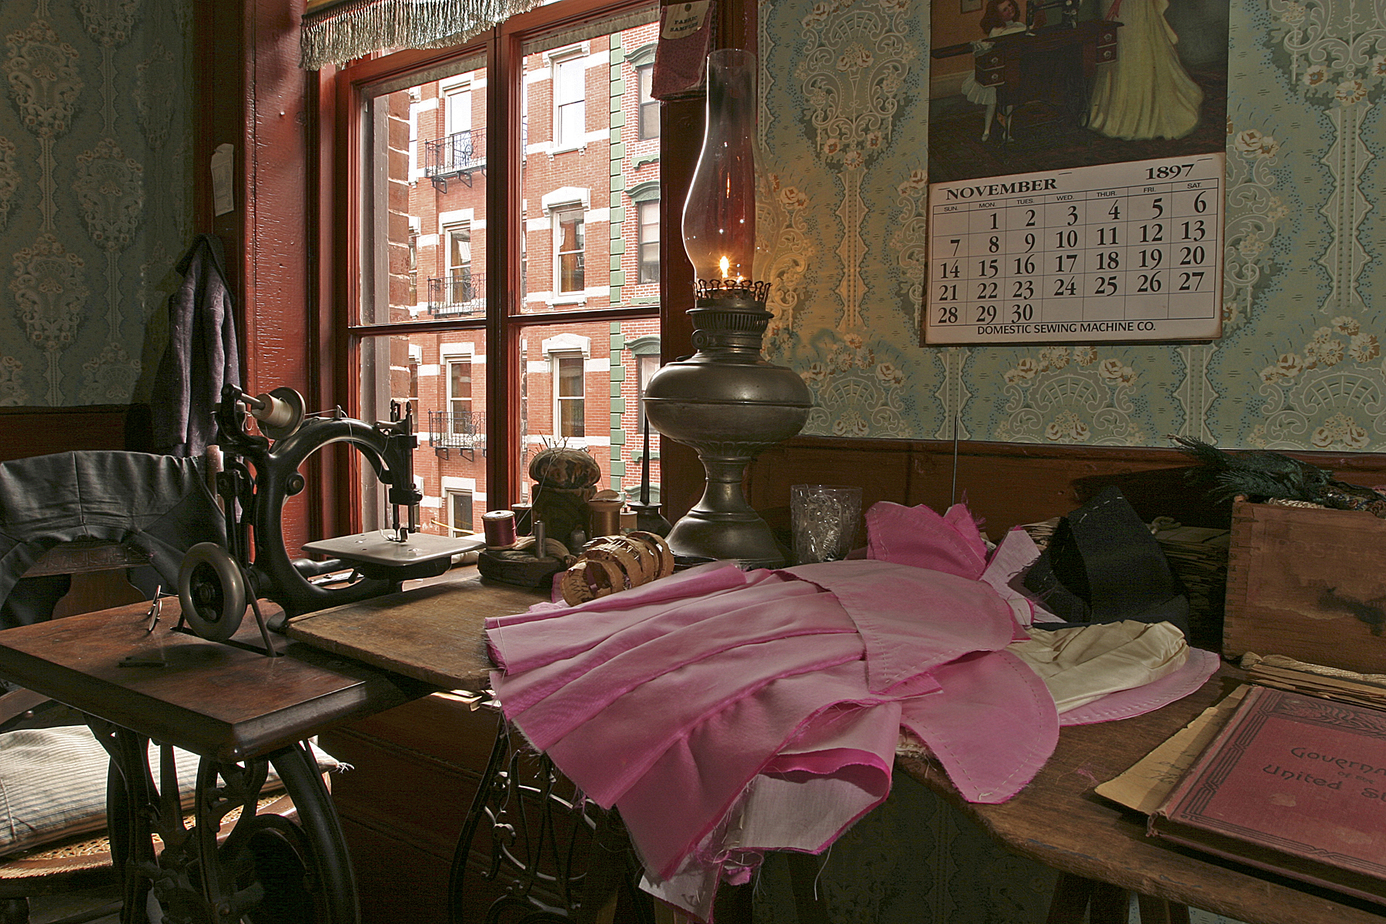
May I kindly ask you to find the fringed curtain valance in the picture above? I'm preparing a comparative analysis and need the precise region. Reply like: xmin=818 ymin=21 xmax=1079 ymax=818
xmin=301 ymin=0 xmax=544 ymax=70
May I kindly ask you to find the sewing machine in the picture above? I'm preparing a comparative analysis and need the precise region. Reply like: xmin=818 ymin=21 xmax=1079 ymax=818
xmin=176 ymin=384 xmax=484 ymax=647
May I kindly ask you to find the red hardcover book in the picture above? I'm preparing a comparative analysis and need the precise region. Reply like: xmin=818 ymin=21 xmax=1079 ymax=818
xmin=1150 ymin=684 xmax=1386 ymax=905
xmin=651 ymin=1 xmax=714 ymax=100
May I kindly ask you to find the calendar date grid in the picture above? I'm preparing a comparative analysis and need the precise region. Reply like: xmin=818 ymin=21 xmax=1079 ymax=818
xmin=928 ymin=178 xmax=1221 ymax=331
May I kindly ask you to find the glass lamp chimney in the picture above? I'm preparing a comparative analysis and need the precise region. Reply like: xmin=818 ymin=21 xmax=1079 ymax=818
xmin=681 ymin=48 xmax=759 ymax=291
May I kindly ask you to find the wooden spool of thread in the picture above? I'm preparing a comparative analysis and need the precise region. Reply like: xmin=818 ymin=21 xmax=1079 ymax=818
xmin=482 ymin=510 xmax=517 ymax=548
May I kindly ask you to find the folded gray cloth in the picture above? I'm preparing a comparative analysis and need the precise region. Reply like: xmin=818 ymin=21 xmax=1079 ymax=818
xmin=0 ymin=451 xmax=225 ymax=629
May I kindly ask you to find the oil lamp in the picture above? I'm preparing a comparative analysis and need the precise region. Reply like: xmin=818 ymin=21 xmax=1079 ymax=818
xmin=643 ymin=48 xmax=812 ymax=568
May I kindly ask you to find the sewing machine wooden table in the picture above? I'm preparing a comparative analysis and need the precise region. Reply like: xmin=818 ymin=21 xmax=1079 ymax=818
xmin=0 ymin=596 xmax=434 ymax=924
xmin=11 ymin=571 xmax=1384 ymax=924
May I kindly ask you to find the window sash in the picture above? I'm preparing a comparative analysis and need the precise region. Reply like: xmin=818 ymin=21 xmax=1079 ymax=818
xmin=555 ymin=354 xmax=585 ymax=438
xmin=448 ymin=489 xmax=474 ymax=533
xmin=556 ymin=211 xmax=585 ymax=293
xmin=333 ymin=0 xmax=660 ymax=518
xmin=637 ymin=65 xmax=658 ymax=140
xmin=638 ymin=200 xmax=658 ymax=283
xmin=554 ymin=55 xmax=586 ymax=146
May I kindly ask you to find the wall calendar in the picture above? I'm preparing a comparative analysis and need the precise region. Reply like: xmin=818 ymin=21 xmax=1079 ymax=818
xmin=924 ymin=153 xmax=1224 ymax=345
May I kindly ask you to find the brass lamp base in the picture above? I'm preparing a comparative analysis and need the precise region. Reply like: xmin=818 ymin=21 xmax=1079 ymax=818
xmin=644 ymin=290 xmax=812 ymax=569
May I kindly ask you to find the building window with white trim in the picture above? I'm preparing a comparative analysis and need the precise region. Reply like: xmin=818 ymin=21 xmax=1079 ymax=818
xmin=445 ymin=223 xmax=474 ymax=306
xmin=447 ymin=488 xmax=474 ymax=534
xmin=448 ymin=357 xmax=472 ymax=436
xmin=554 ymin=353 xmax=585 ymax=439
xmin=638 ymin=200 xmax=659 ymax=283
xmin=554 ymin=207 xmax=584 ymax=293
xmin=637 ymin=63 xmax=658 ymax=140
xmin=553 ymin=52 xmax=585 ymax=149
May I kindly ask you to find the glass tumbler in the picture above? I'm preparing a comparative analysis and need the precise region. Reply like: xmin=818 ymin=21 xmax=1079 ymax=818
xmin=791 ymin=484 xmax=863 ymax=564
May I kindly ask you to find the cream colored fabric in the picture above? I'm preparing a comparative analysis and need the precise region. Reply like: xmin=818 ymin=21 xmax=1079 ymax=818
xmin=1008 ymin=620 xmax=1188 ymax=713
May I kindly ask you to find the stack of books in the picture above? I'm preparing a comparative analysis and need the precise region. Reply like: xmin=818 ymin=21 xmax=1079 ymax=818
xmin=1101 ymin=681 xmax=1386 ymax=906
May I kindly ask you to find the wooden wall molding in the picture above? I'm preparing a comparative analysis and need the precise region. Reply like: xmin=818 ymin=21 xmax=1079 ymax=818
xmin=0 ymin=407 xmax=138 ymax=463
xmin=745 ymin=437 xmax=1386 ymax=543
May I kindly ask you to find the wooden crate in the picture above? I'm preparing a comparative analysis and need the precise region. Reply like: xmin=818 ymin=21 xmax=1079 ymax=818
xmin=1225 ymin=499 xmax=1386 ymax=673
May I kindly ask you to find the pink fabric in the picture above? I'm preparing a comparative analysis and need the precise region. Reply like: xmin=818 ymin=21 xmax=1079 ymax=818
xmin=980 ymin=527 xmax=1048 ymax=630
xmin=486 ymin=554 xmax=1057 ymax=920
xmin=865 ymin=501 xmax=990 ymax=578
xmin=899 ymin=650 xmax=1058 ymax=802
xmin=780 ymin=559 xmax=1016 ymax=693
xmin=485 ymin=498 xmax=1214 ymax=920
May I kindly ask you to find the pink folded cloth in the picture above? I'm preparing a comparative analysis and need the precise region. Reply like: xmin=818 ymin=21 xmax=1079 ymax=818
xmin=485 ymin=498 xmax=1212 ymax=921
xmin=487 ymin=553 xmax=1058 ymax=921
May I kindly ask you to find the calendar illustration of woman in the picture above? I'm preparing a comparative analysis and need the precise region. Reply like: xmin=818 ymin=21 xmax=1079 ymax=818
xmin=960 ymin=0 xmax=1028 ymax=141
xmin=1086 ymin=0 xmax=1203 ymax=140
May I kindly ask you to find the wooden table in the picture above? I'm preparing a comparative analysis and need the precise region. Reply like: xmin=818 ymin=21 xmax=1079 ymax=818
xmin=901 ymin=664 xmax=1386 ymax=924
xmin=0 ymin=600 xmax=433 ymax=761
xmin=284 ymin=569 xmax=546 ymax=690
xmin=31 ymin=569 xmax=1380 ymax=924
xmin=0 ymin=596 xmax=436 ymax=924
xmin=286 ymin=574 xmax=1386 ymax=924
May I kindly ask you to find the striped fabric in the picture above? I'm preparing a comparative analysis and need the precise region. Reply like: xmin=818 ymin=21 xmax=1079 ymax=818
xmin=0 ymin=727 xmax=338 ymax=857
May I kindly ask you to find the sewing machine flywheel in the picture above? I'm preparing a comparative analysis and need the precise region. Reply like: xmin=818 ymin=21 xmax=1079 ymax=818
xmin=178 ymin=541 xmax=248 ymax=642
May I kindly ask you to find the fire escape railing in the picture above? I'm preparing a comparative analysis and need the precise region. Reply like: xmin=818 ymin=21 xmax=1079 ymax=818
xmin=427 ymin=272 xmax=485 ymax=318
xmin=423 ymin=128 xmax=486 ymax=193
xmin=429 ymin=410 xmax=483 ymax=461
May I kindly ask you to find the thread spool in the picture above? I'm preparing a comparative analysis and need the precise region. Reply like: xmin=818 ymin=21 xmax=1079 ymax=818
xmin=243 ymin=387 xmax=305 ymax=440
xmin=482 ymin=510 xmax=517 ymax=549
xmin=588 ymin=498 xmax=622 ymax=537
xmin=511 ymin=503 xmax=533 ymax=536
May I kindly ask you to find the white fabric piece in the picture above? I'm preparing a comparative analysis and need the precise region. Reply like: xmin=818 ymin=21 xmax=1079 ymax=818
xmin=1008 ymin=620 xmax=1189 ymax=712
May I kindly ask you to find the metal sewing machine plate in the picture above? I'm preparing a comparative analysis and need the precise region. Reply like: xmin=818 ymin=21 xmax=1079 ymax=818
xmin=303 ymin=531 xmax=486 ymax=581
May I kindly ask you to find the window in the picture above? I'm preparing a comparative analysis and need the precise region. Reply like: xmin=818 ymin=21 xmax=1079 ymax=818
xmin=553 ymin=51 xmax=585 ymax=149
xmin=446 ymin=223 xmax=474 ymax=305
xmin=638 ymin=200 xmax=658 ymax=283
xmin=444 ymin=83 xmax=475 ymax=170
xmin=447 ymin=489 xmax=474 ymax=534
xmin=636 ymin=352 xmax=659 ymax=429
xmin=340 ymin=2 xmax=660 ymax=532
xmin=554 ymin=207 xmax=584 ymax=294
xmin=637 ymin=63 xmax=658 ymax=140
xmin=448 ymin=357 xmax=472 ymax=435
xmin=554 ymin=353 xmax=585 ymax=439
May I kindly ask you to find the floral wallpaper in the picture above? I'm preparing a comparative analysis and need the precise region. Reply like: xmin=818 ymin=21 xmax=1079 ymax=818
xmin=759 ymin=0 xmax=1386 ymax=453
xmin=751 ymin=0 xmax=1370 ymax=918
xmin=0 ymin=0 xmax=193 ymax=408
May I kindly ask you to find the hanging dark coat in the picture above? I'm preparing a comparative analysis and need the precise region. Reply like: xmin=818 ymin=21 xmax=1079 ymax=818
xmin=150 ymin=234 xmax=241 ymax=458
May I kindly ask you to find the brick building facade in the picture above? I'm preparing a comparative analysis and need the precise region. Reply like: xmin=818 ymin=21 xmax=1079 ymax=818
xmin=394 ymin=19 xmax=664 ymax=540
